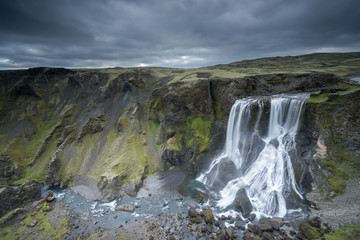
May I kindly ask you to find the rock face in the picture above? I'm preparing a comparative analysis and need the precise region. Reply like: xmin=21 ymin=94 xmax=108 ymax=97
xmin=0 ymin=65 xmax=356 ymax=201
xmin=233 ymin=188 xmax=252 ymax=218
xmin=303 ymin=88 xmax=360 ymax=200
xmin=0 ymin=180 xmax=41 ymax=217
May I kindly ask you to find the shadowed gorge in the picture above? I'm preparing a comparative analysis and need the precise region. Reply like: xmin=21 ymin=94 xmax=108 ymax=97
xmin=0 ymin=53 xmax=360 ymax=239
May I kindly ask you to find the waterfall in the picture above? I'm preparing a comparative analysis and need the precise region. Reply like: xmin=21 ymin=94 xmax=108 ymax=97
xmin=197 ymin=93 xmax=310 ymax=218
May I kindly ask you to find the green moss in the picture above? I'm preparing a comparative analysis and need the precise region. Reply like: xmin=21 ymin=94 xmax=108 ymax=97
xmin=307 ymin=86 xmax=360 ymax=104
xmin=319 ymin=224 xmax=360 ymax=240
xmin=319 ymin=156 xmax=348 ymax=197
xmin=307 ymin=94 xmax=329 ymax=103
xmin=0 ymin=203 xmax=69 ymax=240
xmin=300 ymin=222 xmax=321 ymax=240
xmin=189 ymin=117 xmax=212 ymax=153
xmin=148 ymin=120 xmax=160 ymax=135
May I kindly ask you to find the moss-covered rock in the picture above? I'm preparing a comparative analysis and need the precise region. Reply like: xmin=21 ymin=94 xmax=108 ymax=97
xmin=300 ymin=222 xmax=321 ymax=240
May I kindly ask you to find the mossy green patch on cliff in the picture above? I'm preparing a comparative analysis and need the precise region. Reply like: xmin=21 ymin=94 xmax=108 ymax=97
xmin=188 ymin=117 xmax=212 ymax=153
xmin=319 ymin=157 xmax=348 ymax=197
xmin=307 ymin=86 xmax=360 ymax=104
xmin=148 ymin=120 xmax=160 ymax=135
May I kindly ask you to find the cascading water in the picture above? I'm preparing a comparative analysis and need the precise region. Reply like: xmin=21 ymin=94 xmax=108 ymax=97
xmin=197 ymin=93 xmax=310 ymax=218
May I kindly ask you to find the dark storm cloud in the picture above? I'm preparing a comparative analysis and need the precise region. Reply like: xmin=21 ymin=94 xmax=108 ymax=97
xmin=0 ymin=0 xmax=359 ymax=69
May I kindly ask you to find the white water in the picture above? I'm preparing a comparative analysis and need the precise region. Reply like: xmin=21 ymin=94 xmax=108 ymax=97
xmin=198 ymin=93 xmax=310 ymax=217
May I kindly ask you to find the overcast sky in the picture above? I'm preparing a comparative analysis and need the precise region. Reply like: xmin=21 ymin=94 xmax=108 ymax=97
xmin=0 ymin=0 xmax=359 ymax=69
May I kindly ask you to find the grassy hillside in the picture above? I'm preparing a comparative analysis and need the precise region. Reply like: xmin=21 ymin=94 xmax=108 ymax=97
xmin=206 ymin=52 xmax=360 ymax=77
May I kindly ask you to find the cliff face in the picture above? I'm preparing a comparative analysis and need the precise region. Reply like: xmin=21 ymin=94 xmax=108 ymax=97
xmin=0 ymin=66 xmax=356 ymax=200
xmin=304 ymin=88 xmax=360 ymax=200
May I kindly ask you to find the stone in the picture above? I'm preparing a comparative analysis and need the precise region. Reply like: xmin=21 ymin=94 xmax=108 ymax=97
xmin=188 ymin=206 xmax=197 ymax=218
xmin=309 ymin=216 xmax=321 ymax=229
xmin=269 ymin=138 xmax=279 ymax=148
xmin=233 ymin=188 xmax=252 ymax=218
xmin=243 ymin=232 xmax=260 ymax=240
xmin=116 ymin=204 xmax=135 ymax=213
xmin=248 ymin=213 xmax=256 ymax=222
xmin=204 ymin=209 xmax=214 ymax=224
xmin=262 ymin=231 xmax=275 ymax=240
xmin=215 ymin=230 xmax=226 ymax=240
xmin=225 ymin=227 xmax=235 ymax=239
xmin=247 ymin=224 xmax=258 ymax=234
xmin=189 ymin=217 xmax=202 ymax=224
xmin=27 ymin=220 xmax=38 ymax=227
xmin=270 ymin=217 xmax=284 ymax=230
xmin=258 ymin=218 xmax=273 ymax=232
xmin=43 ymin=206 xmax=52 ymax=212
xmin=206 ymin=223 xmax=213 ymax=233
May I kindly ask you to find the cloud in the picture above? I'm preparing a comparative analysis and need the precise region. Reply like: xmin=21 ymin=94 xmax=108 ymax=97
xmin=0 ymin=0 xmax=359 ymax=69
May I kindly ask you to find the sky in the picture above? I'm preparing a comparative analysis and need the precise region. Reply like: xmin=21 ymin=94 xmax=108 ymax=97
xmin=0 ymin=0 xmax=359 ymax=69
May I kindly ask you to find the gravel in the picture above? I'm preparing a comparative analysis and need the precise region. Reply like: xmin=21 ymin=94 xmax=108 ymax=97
xmin=308 ymin=177 xmax=360 ymax=229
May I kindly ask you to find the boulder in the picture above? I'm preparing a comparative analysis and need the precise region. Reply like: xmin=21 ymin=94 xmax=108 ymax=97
xmin=233 ymin=188 xmax=252 ymax=217
xmin=188 ymin=206 xmax=197 ymax=218
xmin=269 ymin=138 xmax=279 ymax=149
xmin=206 ymin=223 xmax=213 ymax=233
xmin=204 ymin=209 xmax=214 ymax=224
xmin=205 ymin=158 xmax=238 ymax=190
xmin=247 ymin=224 xmax=259 ymax=234
xmin=27 ymin=219 xmax=38 ymax=227
xmin=269 ymin=217 xmax=284 ymax=230
xmin=45 ymin=190 xmax=55 ymax=202
xmin=248 ymin=213 xmax=256 ymax=222
xmin=258 ymin=218 xmax=273 ymax=232
xmin=116 ymin=204 xmax=135 ymax=213
xmin=225 ymin=227 xmax=235 ymax=239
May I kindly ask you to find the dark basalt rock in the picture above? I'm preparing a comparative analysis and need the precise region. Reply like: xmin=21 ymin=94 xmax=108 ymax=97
xmin=0 ymin=154 xmax=22 ymax=182
xmin=161 ymin=149 xmax=184 ymax=166
xmin=233 ymin=188 xmax=252 ymax=218
xmin=269 ymin=138 xmax=279 ymax=149
xmin=44 ymin=156 xmax=61 ymax=189
xmin=269 ymin=217 xmax=284 ymax=230
xmin=0 ymin=180 xmax=41 ymax=217
xmin=205 ymin=157 xmax=238 ymax=190
xmin=258 ymin=218 xmax=273 ymax=232
xmin=188 ymin=206 xmax=197 ymax=218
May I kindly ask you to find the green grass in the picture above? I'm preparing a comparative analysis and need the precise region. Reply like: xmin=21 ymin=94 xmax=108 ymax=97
xmin=0 ymin=203 xmax=69 ymax=240
xmin=208 ymin=52 xmax=360 ymax=77
xmin=318 ymin=224 xmax=360 ymax=240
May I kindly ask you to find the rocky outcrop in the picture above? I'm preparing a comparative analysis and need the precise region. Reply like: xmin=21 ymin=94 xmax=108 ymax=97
xmin=0 ymin=154 xmax=21 ymax=183
xmin=0 ymin=180 xmax=41 ymax=217
xmin=303 ymin=88 xmax=360 ymax=200
xmin=233 ymin=188 xmax=252 ymax=218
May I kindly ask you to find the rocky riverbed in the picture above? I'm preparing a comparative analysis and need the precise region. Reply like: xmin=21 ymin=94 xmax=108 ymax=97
xmin=1 ymin=174 xmax=359 ymax=239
